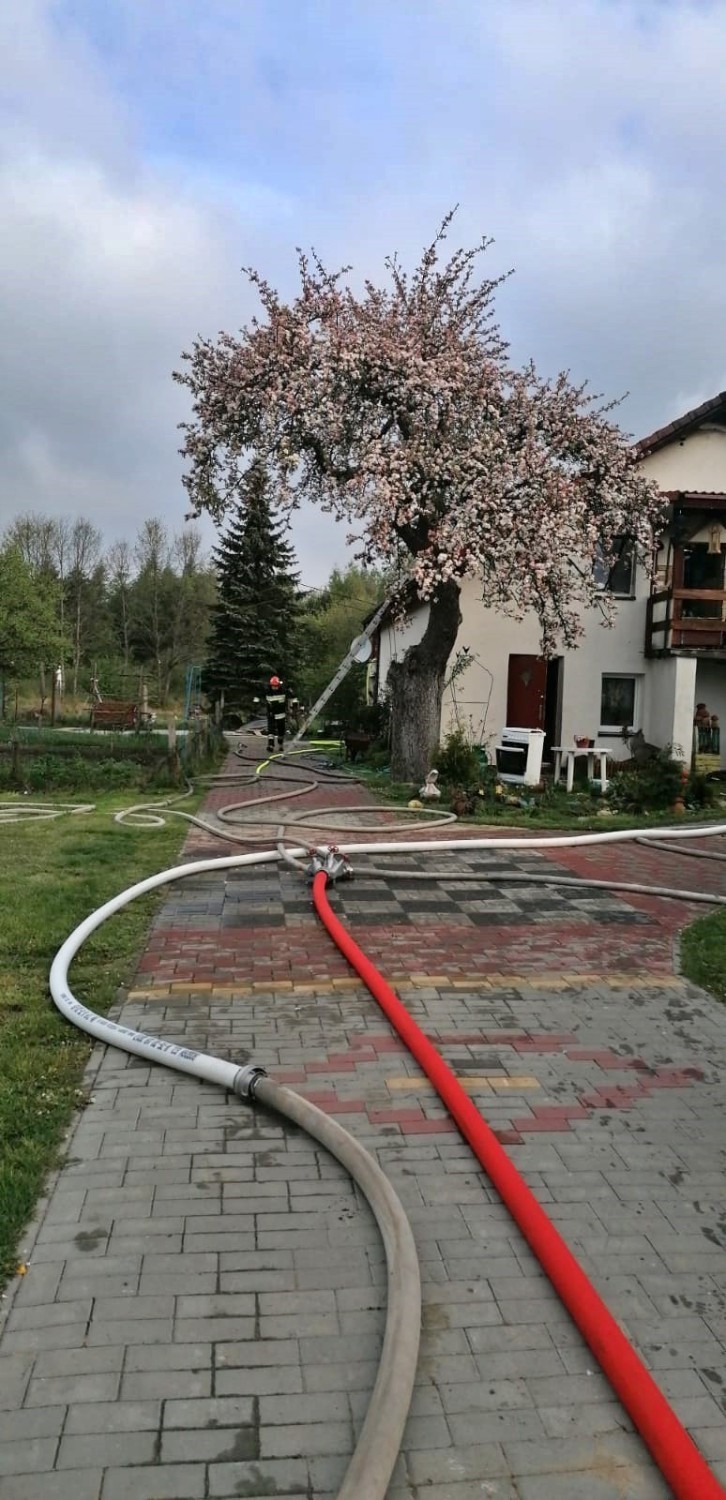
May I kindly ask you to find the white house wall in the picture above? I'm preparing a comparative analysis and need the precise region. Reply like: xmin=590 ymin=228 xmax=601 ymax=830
xmin=439 ymin=575 xmax=652 ymax=761
xmin=440 ymin=580 xmax=539 ymax=747
xmin=639 ymin=428 xmax=726 ymax=491
xmin=380 ymin=577 xmax=664 ymax=762
xmin=647 ymin=657 xmax=698 ymax=757
xmin=376 ymin=610 xmax=430 ymax=697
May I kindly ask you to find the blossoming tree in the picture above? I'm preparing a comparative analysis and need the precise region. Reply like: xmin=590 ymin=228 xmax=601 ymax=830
xmin=176 ymin=215 xmax=663 ymax=779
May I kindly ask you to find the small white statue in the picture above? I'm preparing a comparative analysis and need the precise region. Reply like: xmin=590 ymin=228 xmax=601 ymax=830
xmin=419 ymin=768 xmax=441 ymax=800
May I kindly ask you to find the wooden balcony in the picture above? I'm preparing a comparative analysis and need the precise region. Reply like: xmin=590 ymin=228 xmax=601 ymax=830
xmin=646 ymin=587 xmax=726 ymax=655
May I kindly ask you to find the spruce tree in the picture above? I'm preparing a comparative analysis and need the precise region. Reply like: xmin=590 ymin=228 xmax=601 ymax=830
xmin=203 ymin=463 xmax=301 ymax=717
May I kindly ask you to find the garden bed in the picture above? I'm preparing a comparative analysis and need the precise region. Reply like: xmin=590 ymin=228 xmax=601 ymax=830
xmin=0 ymin=723 xmax=225 ymax=792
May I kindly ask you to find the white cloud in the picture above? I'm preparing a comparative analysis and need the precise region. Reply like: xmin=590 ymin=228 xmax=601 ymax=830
xmin=1 ymin=0 xmax=726 ymax=584
xmin=0 ymin=2 xmax=347 ymax=582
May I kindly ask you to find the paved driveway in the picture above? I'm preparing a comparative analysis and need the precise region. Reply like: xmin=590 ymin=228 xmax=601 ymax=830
xmin=1 ymin=761 xmax=724 ymax=1498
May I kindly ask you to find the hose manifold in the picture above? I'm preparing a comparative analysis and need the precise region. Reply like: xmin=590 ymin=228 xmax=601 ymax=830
xmin=233 ymin=1063 xmax=267 ymax=1099
xmin=306 ymin=847 xmax=353 ymax=884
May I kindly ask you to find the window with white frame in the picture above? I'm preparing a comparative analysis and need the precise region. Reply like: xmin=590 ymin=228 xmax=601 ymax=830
xmin=600 ymin=674 xmax=641 ymax=733
xmin=593 ymin=536 xmax=636 ymax=597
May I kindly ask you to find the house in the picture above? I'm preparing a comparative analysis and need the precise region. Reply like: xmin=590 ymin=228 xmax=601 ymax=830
xmin=372 ymin=392 xmax=726 ymax=768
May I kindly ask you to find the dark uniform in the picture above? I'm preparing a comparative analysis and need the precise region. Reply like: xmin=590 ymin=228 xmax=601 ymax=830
xmin=265 ymin=676 xmax=291 ymax=753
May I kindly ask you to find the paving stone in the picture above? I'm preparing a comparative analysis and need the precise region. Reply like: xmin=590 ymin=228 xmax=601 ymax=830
xmin=217 ymin=1364 xmax=303 ymax=1397
xmin=57 ymin=1432 xmax=158 ymax=1469
xmin=7 ymin=1299 xmax=92 ymax=1331
xmin=2 ymin=1323 xmax=90 ymax=1355
xmin=163 ymin=1396 xmax=254 ymax=1428
xmin=65 ymin=1399 xmax=162 ymax=1435
xmin=401 ymin=1485 xmax=518 ymax=1500
xmin=503 ymin=1430 xmax=661 ymax=1476
xmin=259 ymin=1421 xmax=352 ymax=1457
xmin=208 ymin=1459 xmax=310 ymax=1496
xmin=101 ymin=1466 xmax=206 ymax=1499
xmin=0 ymin=1438 xmax=60 ymax=1476
xmin=24 ymin=1372 xmax=121 ymax=1408
xmin=161 ymin=1428 xmax=257 ymax=1462
xmin=33 ymin=1346 xmax=125 ymax=1379
xmin=515 ymin=1472 xmax=670 ymax=1499
xmin=259 ymin=1392 xmax=348 ymax=1425
xmin=124 ymin=1344 xmax=212 ymax=1373
xmin=538 ymin=1402 xmax=634 ymax=1438
xmin=0 ymin=1471 xmax=104 ymax=1500
xmin=120 ymin=1370 xmax=212 ymax=1401
xmin=0 ymin=1407 xmax=65 ymax=1443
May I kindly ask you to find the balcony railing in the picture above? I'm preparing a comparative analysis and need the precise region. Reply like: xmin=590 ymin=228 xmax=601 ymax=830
xmin=695 ymin=723 xmax=721 ymax=756
xmin=646 ymin=587 xmax=726 ymax=654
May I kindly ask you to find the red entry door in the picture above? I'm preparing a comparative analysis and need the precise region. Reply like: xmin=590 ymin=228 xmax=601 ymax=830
xmin=506 ymin=654 xmax=547 ymax=729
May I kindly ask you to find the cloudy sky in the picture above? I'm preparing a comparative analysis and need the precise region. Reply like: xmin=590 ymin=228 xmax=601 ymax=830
xmin=2 ymin=0 xmax=725 ymax=584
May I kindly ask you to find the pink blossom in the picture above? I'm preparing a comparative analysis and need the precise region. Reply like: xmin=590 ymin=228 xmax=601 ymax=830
xmin=175 ymin=212 xmax=664 ymax=656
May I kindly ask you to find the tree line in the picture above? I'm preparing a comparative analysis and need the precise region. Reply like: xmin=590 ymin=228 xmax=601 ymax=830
xmin=1 ymin=512 xmax=216 ymax=705
xmin=0 ymin=502 xmax=386 ymax=721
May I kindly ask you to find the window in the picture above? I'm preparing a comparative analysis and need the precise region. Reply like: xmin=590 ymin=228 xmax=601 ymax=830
xmin=600 ymin=674 xmax=640 ymax=733
xmin=593 ymin=536 xmax=636 ymax=597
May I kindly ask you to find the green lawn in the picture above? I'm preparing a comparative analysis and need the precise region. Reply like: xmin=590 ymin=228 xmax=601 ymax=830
xmin=0 ymin=794 xmax=203 ymax=1284
xmin=680 ymin=910 xmax=726 ymax=1004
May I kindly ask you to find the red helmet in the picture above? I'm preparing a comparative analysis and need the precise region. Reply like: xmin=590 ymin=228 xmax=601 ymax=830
xmin=269 ymin=675 xmax=281 ymax=687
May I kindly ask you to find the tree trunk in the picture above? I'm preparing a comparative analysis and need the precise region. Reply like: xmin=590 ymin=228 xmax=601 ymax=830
xmin=73 ymin=595 xmax=82 ymax=698
xmin=121 ymin=595 xmax=130 ymax=670
xmin=388 ymin=580 xmax=461 ymax=782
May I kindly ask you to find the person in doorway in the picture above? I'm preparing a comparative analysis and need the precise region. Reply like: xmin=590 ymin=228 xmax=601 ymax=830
xmin=265 ymin=675 xmax=291 ymax=753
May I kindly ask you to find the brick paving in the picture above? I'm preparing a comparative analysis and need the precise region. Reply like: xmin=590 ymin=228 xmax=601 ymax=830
xmin=1 ymin=746 xmax=726 ymax=1497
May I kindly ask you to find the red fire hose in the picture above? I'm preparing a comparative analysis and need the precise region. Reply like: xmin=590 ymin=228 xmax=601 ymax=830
xmin=312 ymin=870 xmax=725 ymax=1500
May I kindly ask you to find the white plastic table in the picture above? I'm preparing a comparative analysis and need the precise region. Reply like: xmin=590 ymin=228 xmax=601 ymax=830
xmin=552 ymin=746 xmax=610 ymax=793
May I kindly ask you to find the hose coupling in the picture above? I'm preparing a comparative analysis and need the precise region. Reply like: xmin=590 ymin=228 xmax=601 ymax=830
xmin=233 ymin=1063 xmax=268 ymax=1099
xmin=306 ymin=847 xmax=353 ymax=884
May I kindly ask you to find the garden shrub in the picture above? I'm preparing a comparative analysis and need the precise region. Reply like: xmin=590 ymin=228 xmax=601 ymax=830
xmin=608 ymin=750 xmax=684 ymax=812
xmin=435 ymin=729 xmax=481 ymax=787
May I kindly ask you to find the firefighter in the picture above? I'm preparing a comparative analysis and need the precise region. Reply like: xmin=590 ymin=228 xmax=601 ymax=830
xmin=265 ymin=675 xmax=291 ymax=753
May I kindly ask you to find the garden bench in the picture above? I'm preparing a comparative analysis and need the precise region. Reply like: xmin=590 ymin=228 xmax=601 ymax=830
xmin=90 ymin=700 xmax=138 ymax=732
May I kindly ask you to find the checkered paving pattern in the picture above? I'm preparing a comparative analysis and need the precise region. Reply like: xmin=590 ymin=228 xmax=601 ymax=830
xmin=154 ymin=851 xmax=654 ymax=932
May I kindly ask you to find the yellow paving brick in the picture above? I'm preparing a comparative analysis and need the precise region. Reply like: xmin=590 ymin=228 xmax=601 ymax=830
xmin=490 ymin=1076 xmax=540 ymax=1090
xmin=386 ymin=1074 xmax=540 ymax=1093
xmin=129 ymin=971 xmax=685 ymax=1003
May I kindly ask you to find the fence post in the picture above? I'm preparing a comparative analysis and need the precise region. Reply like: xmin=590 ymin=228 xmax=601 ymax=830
xmin=167 ymin=717 xmax=181 ymax=783
xmin=11 ymin=737 xmax=22 ymax=786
